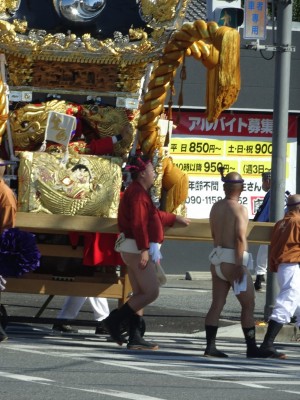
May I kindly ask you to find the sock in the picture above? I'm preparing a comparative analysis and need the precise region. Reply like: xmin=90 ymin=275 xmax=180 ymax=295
xmin=204 ymin=325 xmax=228 ymax=357
xmin=243 ymin=326 xmax=260 ymax=357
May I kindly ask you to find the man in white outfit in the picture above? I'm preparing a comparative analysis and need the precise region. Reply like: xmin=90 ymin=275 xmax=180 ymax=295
xmin=53 ymin=296 xmax=109 ymax=334
xmin=259 ymin=194 xmax=300 ymax=359
xmin=253 ymin=172 xmax=271 ymax=291
xmin=253 ymin=172 xmax=290 ymax=291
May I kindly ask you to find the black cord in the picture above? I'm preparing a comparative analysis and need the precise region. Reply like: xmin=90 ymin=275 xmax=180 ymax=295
xmin=259 ymin=49 xmax=275 ymax=60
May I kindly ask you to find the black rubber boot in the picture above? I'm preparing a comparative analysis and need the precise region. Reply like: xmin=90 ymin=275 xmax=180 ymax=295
xmin=243 ymin=326 xmax=261 ymax=358
xmin=259 ymin=319 xmax=286 ymax=359
xmin=104 ymin=308 xmax=130 ymax=336
xmin=127 ymin=314 xmax=159 ymax=350
xmin=139 ymin=316 xmax=146 ymax=337
xmin=203 ymin=325 xmax=228 ymax=358
xmin=103 ymin=302 xmax=135 ymax=346
xmin=112 ymin=312 xmax=145 ymax=338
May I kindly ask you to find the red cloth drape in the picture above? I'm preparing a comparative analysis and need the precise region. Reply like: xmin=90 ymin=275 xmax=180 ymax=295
xmin=69 ymin=231 xmax=125 ymax=266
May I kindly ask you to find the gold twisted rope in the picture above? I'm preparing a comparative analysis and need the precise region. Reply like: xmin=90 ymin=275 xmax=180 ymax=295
xmin=0 ymin=77 xmax=7 ymax=143
xmin=137 ymin=19 xmax=241 ymax=212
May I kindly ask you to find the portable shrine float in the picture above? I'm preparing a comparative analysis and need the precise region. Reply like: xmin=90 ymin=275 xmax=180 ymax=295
xmin=0 ymin=0 xmax=244 ymax=325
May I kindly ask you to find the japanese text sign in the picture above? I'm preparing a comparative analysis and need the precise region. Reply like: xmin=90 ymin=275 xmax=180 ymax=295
xmin=243 ymin=0 xmax=267 ymax=40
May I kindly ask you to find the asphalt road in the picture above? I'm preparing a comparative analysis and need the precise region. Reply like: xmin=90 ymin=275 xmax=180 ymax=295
xmin=1 ymin=328 xmax=299 ymax=400
xmin=1 ymin=272 xmax=299 ymax=400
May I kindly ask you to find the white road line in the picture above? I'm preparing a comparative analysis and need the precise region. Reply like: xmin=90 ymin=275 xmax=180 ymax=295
xmin=237 ymin=383 xmax=272 ymax=389
xmin=238 ymin=381 xmax=300 ymax=385
xmin=61 ymin=386 xmax=166 ymax=400
xmin=0 ymin=371 xmax=53 ymax=382
xmin=284 ymin=391 xmax=300 ymax=395
xmin=0 ymin=371 xmax=167 ymax=399
xmin=167 ymin=288 xmax=208 ymax=293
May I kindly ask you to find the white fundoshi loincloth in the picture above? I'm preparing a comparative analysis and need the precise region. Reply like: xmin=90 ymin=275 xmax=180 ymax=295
xmin=114 ymin=233 xmax=166 ymax=286
xmin=208 ymin=246 xmax=253 ymax=293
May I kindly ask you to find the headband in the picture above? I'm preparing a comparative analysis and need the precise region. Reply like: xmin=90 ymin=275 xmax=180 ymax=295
xmin=218 ymin=166 xmax=244 ymax=184
xmin=262 ymin=171 xmax=271 ymax=179
xmin=125 ymin=157 xmax=151 ymax=173
xmin=287 ymin=200 xmax=300 ymax=207
xmin=222 ymin=177 xmax=244 ymax=183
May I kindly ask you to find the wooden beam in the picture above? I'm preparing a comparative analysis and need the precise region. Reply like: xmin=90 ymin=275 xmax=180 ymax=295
xmin=165 ymin=220 xmax=274 ymax=244
xmin=5 ymin=278 xmax=126 ymax=298
xmin=16 ymin=212 xmax=274 ymax=244
xmin=16 ymin=212 xmax=118 ymax=234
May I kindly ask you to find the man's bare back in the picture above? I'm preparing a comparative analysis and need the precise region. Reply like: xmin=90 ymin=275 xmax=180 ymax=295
xmin=210 ymin=198 xmax=249 ymax=250
xmin=209 ymin=171 xmax=248 ymax=270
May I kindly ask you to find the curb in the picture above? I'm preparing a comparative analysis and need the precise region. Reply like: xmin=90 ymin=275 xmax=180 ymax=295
xmin=185 ymin=271 xmax=211 ymax=280
xmin=184 ymin=271 xmax=257 ymax=281
xmin=255 ymin=323 xmax=297 ymax=341
xmin=194 ymin=323 xmax=298 ymax=342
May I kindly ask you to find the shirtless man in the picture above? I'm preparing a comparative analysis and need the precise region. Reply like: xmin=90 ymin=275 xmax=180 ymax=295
xmin=204 ymin=170 xmax=261 ymax=358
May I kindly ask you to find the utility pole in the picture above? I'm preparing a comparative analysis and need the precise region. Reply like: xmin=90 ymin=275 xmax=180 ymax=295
xmin=264 ymin=0 xmax=294 ymax=320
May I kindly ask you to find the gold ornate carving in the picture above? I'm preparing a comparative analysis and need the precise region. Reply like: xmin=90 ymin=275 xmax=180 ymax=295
xmin=10 ymin=100 xmax=68 ymax=150
xmin=81 ymin=106 xmax=137 ymax=157
xmin=139 ymin=0 xmax=182 ymax=23
xmin=0 ymin=0 xmax=189 ymax=65
xmin=17 ymin=151 xmax=122 ymax=217
xmin=11 ymin=18 xmax=27 ymax=33
xmin=82 ymin=106 xmax=130 ymax=137
xmin=0 ymin=19 xmax=158 ymax=65
xmin=10 ymin=101 xmax=137 ymax=157
xmin=6 ymin=55 xmax=33 ymax=86
xmin=117 ymin=63 xmax=148 ymax=93
xmin=0 ymin=1 xmax=20 ymax=18
xmin=32 ymin=61 xmax=119 ymax=92
xmin=5 ymin=55 xmax=147 ymax=93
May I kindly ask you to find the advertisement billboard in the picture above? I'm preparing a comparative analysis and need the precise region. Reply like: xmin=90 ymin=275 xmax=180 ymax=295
xmin=170 ymin=111 xmax=298 ymax=218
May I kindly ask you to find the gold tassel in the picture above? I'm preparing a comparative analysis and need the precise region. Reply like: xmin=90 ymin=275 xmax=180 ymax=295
xmin=162 ymin=158 xmax=189 ymax=212
xmin=164 ymin=172 xmax=189 ymax=213
xmin=206 ymin=26 xmax=241 ymax=122
xmin=167 ymin=77 xmax=174 ymax=121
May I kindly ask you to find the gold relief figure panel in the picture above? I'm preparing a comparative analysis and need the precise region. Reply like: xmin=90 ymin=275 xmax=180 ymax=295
xmin=17 ymin=151 xmax=123 ymax=217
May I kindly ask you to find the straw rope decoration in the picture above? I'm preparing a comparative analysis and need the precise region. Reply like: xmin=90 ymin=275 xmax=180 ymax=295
xmin=0 ymin=76 xmax=8 ymax=143
xmin=137 ymin=20 xmax=241 ymax=212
